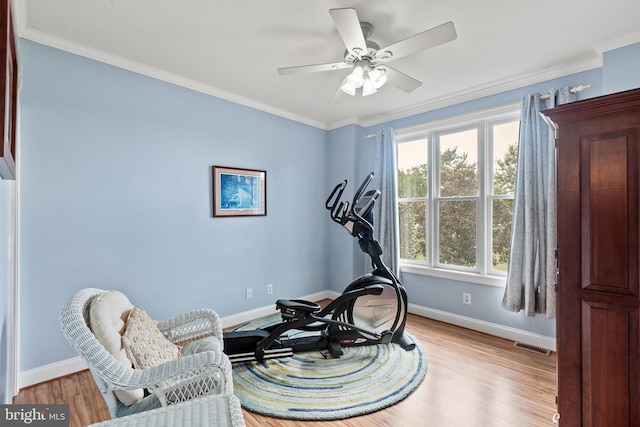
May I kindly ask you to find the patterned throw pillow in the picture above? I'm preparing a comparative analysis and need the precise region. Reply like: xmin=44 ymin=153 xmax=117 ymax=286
xmin=122 ymin=306 xmax=180 ymax=369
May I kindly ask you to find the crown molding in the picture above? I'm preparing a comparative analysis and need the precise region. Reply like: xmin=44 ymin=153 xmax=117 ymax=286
xmin=353 ymin=56 xmax=603 ymax=129
xmin=594 ymin=30 xmax=640 ymax=54
xmin=18 ymin=27 xmax=329 ymax=130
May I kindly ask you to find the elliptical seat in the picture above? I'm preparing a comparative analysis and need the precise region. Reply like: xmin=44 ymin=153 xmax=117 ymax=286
xmin=276 ymin=299 xmax=321 ymax=321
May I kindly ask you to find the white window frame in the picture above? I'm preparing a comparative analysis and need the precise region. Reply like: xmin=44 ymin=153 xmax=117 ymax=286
xmin=396 ymin=103 xmax=520 ymax=287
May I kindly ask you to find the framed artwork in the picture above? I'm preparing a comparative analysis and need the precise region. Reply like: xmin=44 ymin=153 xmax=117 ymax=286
xmin=0 ymin=0 xmax=17 ymax=180
xmin=212 ymin=166 xmax=267 ymax=217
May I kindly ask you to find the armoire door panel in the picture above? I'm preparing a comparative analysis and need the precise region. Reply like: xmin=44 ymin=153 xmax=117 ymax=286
xmin=581 ymin=301 xmax=638 ymax=426
xmin=580 ymin=129 xmax=639 ymax=297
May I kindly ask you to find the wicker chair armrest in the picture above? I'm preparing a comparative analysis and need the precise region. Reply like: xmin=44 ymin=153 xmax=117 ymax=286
xmin=110 ymin=350 xmax=233 ymax=398
xmin=154 ymin=364 xmax=228 ymax=406
xmin=157 ymin=309 xmax=223 ymax=345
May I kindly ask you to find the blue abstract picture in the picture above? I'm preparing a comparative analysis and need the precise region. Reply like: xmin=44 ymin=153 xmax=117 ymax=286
xmin=220 ymin=173 xmax=262 ymax=210
xmin=213 ymin=166 xmax=266 ymax=217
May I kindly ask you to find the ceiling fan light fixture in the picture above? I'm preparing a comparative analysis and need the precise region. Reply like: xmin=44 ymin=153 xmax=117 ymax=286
xmin=362 ymin=77 xmax=377 ymax=96
xmin=346 ymin=65 xmax=365 ymax=88
xmin=368 ymin=67 xmax=387 ymax=89
xmin=367 ymin=66 xmax=382 ymax=81
xmin=341 ymin=63 xmax=387 ymax=97
xmin=341 ymin=80 xmax=357 ymax=96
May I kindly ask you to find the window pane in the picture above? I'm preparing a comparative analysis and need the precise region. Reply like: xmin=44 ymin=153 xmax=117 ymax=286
xmin=399 ymin=201 xmax=427 ymax=261
xmin=398 ymin=139 xmax=428 ymax=198
xmin=492 ymin=121 xmax=519 ymax=195
xmin=492 ymin=199 xmax=514 ymax=272
xmin=439 ymin=129 xmax=478 ymax=197
xmin=438 ymin=200 xmax=476 ymax=267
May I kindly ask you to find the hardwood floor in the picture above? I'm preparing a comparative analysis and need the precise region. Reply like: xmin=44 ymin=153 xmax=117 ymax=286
xmin=14 ymin=313 xmax=557 ymax=427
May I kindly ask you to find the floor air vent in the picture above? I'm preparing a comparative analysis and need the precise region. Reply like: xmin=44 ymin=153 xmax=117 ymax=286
xmin=513 ymin=341 xmax=551 ymax=356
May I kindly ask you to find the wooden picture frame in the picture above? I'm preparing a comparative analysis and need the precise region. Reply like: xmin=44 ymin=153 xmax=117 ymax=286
xmin=0 ymin=0 xmax=17 ymax=180
xmin=212 ymin=166 xmax=267 ymax=217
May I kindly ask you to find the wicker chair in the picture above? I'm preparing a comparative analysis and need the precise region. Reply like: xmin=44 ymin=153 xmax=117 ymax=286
xmin=60 ymin=288 xmax=235 ymax=419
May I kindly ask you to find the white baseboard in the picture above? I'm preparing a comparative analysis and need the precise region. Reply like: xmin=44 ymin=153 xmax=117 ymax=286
xmin=19 ymin=291 xmax=554 ymax=389
xmin=19 ymin=356 xmax=87 ymax=390
xmin=408 ymin=303 xmax=556 ymax=351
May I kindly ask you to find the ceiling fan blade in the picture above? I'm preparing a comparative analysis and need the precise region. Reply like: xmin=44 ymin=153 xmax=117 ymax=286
xmin=375 ymin=21 xmax=457 ymax=63
xmin=381 ymin=66 xmax=422 ymax=93
xmin=329 ymin=8 xmax=367 ymax=55
xmin=278 ymin=61 xmax=351 ymax=76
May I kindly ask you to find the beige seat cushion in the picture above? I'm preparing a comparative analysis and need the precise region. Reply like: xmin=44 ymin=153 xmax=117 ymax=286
xmin=122 ymin=306 xmax=180 ymax=369
xmin=89 ymin=290 xmax=144 ymax=406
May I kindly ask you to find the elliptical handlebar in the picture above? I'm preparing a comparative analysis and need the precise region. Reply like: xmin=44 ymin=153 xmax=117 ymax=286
xmin=325 ymin=172 xmax=377 ymax=233
xmin=350 ymin=173 xmax=374 ymax=213
xmin=349 ymin=172 xmax=376 ymax=235
xmin=325 ymin=179 xmax=348 ymax=225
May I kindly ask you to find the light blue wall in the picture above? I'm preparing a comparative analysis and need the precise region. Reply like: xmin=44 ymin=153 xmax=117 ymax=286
xmin=0 ymin=179 xmax=13 ymax=403
xmin=18 ymin=40 xmax=328 ymax=371
xmin=603 ymin=42 xmax=640 ymax=94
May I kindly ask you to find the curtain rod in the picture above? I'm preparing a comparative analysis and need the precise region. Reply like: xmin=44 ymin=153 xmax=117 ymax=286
xmin=539 ymin=84 xmax=590 ymax=99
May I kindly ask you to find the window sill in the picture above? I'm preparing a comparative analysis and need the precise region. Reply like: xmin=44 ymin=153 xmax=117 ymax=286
xmin=400 ymin=263 xmax=506 ymax=288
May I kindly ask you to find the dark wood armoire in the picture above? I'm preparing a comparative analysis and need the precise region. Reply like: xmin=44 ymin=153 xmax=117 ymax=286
xmin=544 ymin=88 xmax=640 ymax=427
xmin=0 ymin=0 xmax=17 ymax=180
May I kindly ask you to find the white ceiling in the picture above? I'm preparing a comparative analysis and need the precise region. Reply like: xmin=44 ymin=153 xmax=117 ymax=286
xmin=14 ymin=0 xmax=640 ymax=130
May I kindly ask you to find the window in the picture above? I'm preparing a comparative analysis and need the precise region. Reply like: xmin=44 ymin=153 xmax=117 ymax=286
xmin=396 ymin=105 xmax=519 ymax=286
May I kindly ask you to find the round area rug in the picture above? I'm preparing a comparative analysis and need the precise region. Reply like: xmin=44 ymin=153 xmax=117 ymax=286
xmin=231 ymin=316 xmax=428 ymax=420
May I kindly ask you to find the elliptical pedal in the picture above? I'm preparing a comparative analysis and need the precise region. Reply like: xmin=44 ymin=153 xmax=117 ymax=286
xmin=327 ymin=341 xmax=343 ymax=357
xmin=228 ymin=347 xmax=294 ymax=363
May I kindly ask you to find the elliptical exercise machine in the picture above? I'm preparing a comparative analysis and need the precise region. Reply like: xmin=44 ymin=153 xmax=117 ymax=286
xmin=223 ymin=173 xmax=415 ymax=363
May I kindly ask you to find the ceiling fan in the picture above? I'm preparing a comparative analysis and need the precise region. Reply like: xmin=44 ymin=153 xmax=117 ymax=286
xmin=277 ymin=8 xmax=457 ymax=101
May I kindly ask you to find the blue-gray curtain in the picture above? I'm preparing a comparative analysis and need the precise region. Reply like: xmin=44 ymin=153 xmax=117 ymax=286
xmin=502 ymin=88 xmax=576 ymax=318
xmin=374 ymin=128 xmax=400 ymax=276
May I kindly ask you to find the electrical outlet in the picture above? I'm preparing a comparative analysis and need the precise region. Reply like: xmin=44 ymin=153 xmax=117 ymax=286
xmin=463 ymin=292 xmax=472 ymax=305
xmin=246 ymin=288 xmax=253 ymax=299
xmin=267 ymin=283 xmax=273 ymax=295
